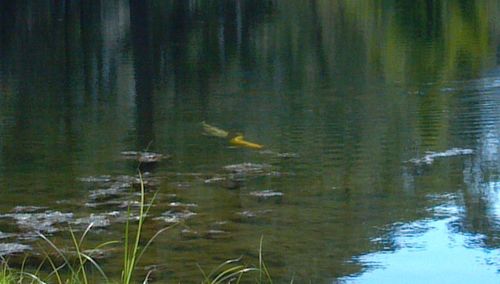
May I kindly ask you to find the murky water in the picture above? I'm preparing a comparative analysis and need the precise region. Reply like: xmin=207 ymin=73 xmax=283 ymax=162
xmin=0 ymin=1 xmax=499 ymax=283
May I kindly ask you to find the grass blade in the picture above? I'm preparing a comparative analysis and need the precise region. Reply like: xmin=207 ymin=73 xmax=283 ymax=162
xmin=136 ymin=225 xmax=174 ymax=263
xmin=259 ymin=236 xmax=272 ymax=283
xmin=19 ymin=272 xmax=47 ymax=284
xmin=79 ymin=223 xmax=95 ymax=247
xmin=37 ymin=233 xmax=76 ymax=277
xmin=80 ymin=253 xmax=109 ymax=283
xmin=69 ymin=226 xmax=88 ymax=284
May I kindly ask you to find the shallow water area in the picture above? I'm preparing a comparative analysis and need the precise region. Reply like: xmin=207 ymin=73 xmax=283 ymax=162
xmin=0 ymin=1 xmax=500 ymax=282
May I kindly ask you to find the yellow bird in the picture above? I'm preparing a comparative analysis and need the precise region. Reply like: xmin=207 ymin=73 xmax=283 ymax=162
xmin=202 ymin=122 xmax=264 ymax=150
xmin=229 ymin=134 xmax=264 ymax=150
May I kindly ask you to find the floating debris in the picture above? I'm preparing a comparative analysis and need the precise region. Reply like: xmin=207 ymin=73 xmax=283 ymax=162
xmin=121 ymin=151 xmax=167 ymax=163
xmin=409 ymin=148 xmax=474 ymax=165
xmin=0 ymin=243 xmax=31 ymax=256
xmin=249 ymin=190 xmax=284 ymax=199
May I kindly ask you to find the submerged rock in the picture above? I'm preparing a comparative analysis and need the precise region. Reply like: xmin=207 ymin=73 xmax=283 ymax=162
xmin=0 ymin=243 xmax=31 ymax=256
xmin=409 ymin=148 xmax=474 ymax=165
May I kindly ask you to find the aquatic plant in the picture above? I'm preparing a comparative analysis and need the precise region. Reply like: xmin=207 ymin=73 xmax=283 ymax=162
xmin=196 ymin=236 xmax=273 ymax=284
xmin=0 ymin=173 xmax=276 ymax=283
xmin=121 ymin=172 xmax=171 ymax=284
xmin=198 ymin=257 xmax=257 ymax=284
xmin=258 ymin=236 xmax=273 ymax=284
xmin=2 ymin=171 xmax=168 ymax=284
xmin=36 ymin=225 xmax=116 ymax=284
xmin=0 ymin=260 xmax=16 ymax=284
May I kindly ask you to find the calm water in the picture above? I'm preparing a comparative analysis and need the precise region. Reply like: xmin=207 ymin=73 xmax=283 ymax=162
xmin=0 ymin=1 xmax=499 ymax=283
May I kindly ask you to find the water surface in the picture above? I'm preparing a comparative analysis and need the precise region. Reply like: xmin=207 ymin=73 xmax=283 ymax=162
xmin=0 ymin=1 xmax=499 ymax=283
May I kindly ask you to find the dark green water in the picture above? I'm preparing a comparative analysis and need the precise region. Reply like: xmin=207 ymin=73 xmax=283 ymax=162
xmin=0 ymin=1 xmax=499 ymax=283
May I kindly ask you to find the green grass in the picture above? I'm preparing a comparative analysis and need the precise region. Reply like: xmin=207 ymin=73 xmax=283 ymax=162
xmin=0 ymin=172 xmax=275 ymax=283
xmin=0 ymin=260 xmax=16 ymax=284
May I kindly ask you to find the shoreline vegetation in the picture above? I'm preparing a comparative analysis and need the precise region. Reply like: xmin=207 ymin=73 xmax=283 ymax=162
xmin=0 ymin=174 xmax=274 ymax=284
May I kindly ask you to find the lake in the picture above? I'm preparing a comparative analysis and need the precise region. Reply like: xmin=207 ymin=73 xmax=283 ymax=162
xmin=0 ymin=1 xmax=499 ymax=283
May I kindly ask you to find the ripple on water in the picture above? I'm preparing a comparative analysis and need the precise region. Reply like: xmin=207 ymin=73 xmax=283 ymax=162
xmin=249 ymin=190 xmax=284 ymax=199
xmin=0 ymin=211 xmax=74 ymax=234
xmin=154 ymin=210 xmax=197 ymax=224
xmin=0 ymin=243 xmax=31 ymax=256
xmin=408 ymin=148 xmax=474 ymax=165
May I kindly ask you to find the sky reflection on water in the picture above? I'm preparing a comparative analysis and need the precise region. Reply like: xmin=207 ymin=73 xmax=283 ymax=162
xmin=342 ymin=204 xmax=500 ymax=284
